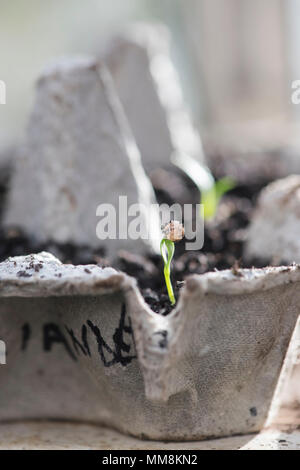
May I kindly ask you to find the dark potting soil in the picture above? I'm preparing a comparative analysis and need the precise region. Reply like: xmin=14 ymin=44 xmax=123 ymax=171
xmin=0 ymin=168 xmax=272 ymax=315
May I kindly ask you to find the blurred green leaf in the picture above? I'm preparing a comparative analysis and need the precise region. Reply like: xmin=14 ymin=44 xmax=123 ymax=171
xmin=202 ymin=177 xmax=235 ymax=220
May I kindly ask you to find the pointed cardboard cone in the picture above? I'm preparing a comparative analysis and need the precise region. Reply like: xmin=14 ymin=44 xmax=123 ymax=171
xmin=4 ymin=57 xmax=161 ymax=257
xmin=0 ymin=253 xmax=299 ymax=441
xmin=246 ymin=175 xmax=300 ymax=264
xmin=104 ymin=23 xmax=205 ymax=173
xmin=265 ymin=316 xmax=300 ymax=429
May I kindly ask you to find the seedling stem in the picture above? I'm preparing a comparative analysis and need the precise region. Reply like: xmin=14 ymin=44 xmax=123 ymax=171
xmin=160 ymin=238 xmax=175 ymax=305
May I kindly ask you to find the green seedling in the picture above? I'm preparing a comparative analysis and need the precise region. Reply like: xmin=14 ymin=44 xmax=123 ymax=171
xmin=171 ymin=152 xmax=235 ymax=220
xmin=160 ymin=221 xmax=184 ymax=306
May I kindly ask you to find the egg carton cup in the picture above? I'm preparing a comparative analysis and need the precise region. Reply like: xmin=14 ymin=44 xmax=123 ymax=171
xmin=0 ymin=252 xmax=299 ymax=441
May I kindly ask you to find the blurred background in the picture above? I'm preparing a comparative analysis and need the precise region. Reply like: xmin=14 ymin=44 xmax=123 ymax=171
xmin=0 ymin=0 xmax=299 ymax=153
